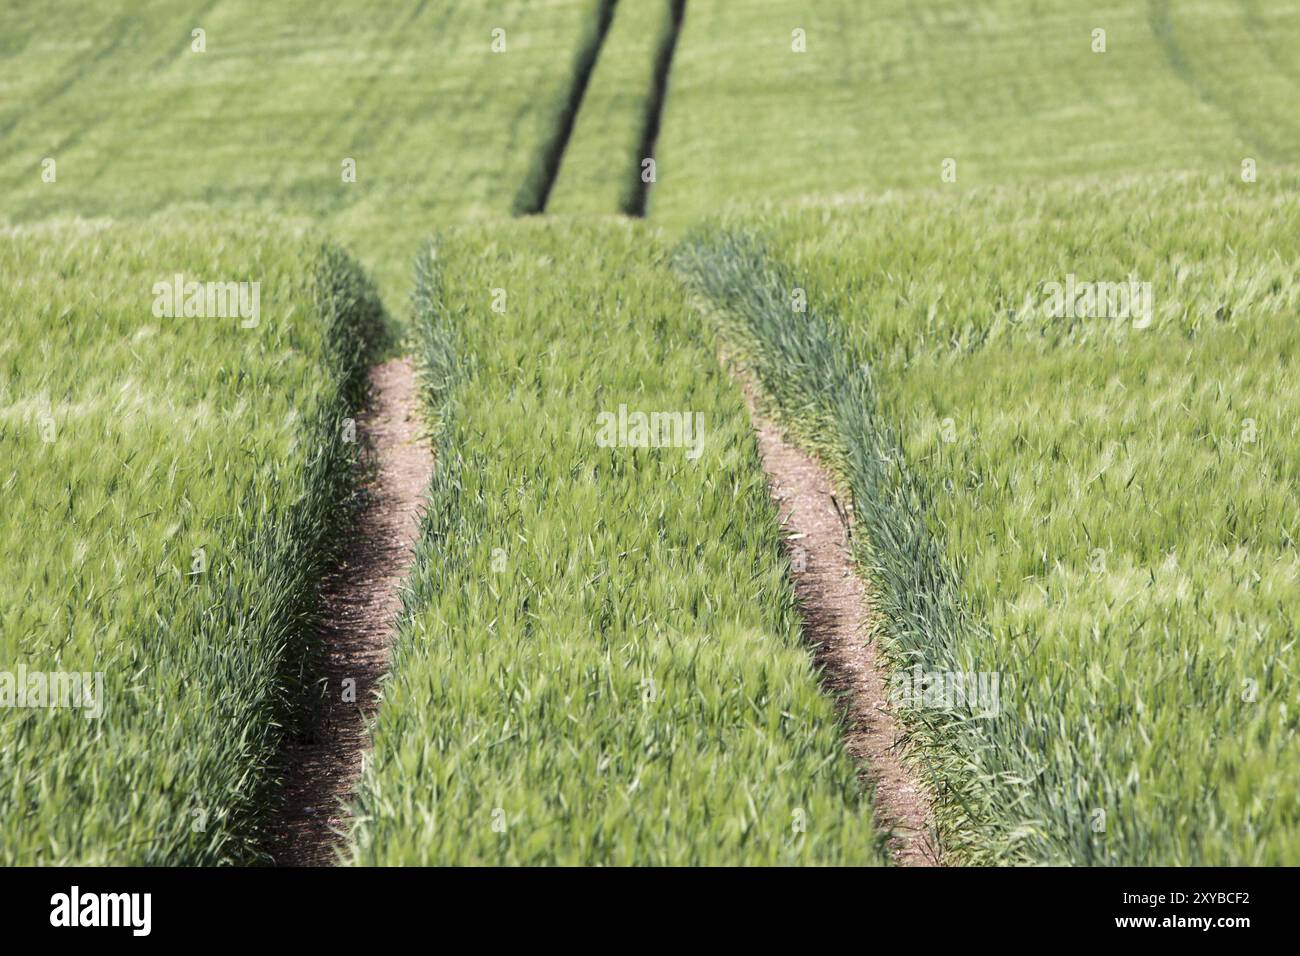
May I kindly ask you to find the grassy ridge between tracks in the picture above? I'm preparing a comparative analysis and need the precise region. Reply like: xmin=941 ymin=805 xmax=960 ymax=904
xmin=346 ymin=221 xmax=888 ymax=865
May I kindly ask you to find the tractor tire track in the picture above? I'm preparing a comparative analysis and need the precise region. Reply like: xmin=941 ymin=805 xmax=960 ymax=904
xmin=264 ymin=357 xmax=432 ymax=866
xmin=622 ymin=0 xmax=686 ymax=217
xmin=738 ymin=371 xmax=944 ymax=867
xmin=513 ymin=0 xmax=619 ymax=215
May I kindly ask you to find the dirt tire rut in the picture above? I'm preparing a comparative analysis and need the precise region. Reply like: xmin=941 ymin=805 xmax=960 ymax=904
xmin=265 ymin=357 xmax=432 ymax=866
xmin=740 ymin=373 xmax=944 ymax=867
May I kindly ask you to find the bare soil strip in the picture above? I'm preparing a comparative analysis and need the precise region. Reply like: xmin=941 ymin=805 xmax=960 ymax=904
xmin=266 ymin=358 xmax=432 ymax=866
xmin=739 ymin=373 xmax=943 ymax=866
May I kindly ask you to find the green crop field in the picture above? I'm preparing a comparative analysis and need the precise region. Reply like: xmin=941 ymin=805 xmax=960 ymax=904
xmin=0 ymin=0 xmax=599 ymax=301
xmin=0 ymin=216 xmax=383 ymax=863
xmin=676 ymin=173 xmax=1300 ymax=864
xmin=1 ymin=0 xmax=1297 ymax=877
xmin=347 ymin=223 xmax=884 ymax=864
xmin=653 ymin=0 xmax=1300 ymax=222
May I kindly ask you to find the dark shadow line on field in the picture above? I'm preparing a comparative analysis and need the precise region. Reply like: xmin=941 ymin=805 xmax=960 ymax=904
xmin=622 ymin=0 xmax=687 ymax=218
xmin=513 ymin=0 xmax=619 ymax=215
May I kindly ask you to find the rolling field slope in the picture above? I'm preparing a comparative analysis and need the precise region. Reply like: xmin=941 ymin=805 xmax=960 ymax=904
xmin=0 ymin=0 xmax=601 ymax=301
xmin=0 ymin=217 xmax=383 ymax=863
xmin=653 ymin=0 xmax=1300 ymax=221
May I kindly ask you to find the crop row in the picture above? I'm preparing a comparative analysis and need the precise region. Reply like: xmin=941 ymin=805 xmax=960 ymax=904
xmin=0 ymin=217 xmax=384 ymax=863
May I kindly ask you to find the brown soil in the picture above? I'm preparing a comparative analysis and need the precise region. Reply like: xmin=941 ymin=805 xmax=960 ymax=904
xmin=738 ymin=372 xmax=943 ymax=867
xmin=265 ymin=358 xmax=433 ymax=866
